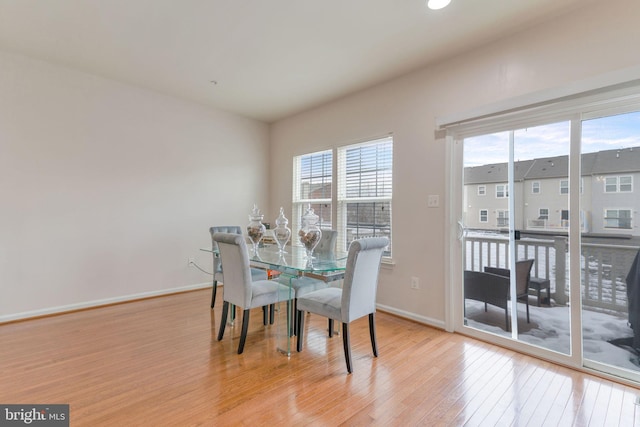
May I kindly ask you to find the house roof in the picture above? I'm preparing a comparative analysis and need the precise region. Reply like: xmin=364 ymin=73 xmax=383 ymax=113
xmin=465 ymin=146 xmax=640 ymax=184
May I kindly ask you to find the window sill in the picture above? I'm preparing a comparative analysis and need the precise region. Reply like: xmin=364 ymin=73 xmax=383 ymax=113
xmin=381 ymin=258 xmax=396 ymax=268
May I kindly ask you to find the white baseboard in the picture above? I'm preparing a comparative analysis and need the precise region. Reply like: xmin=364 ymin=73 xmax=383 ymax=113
xmin=0 ymin=282 xmax=212 ymax=324
xmin=376 ymin=303 xmax=446 ymax=330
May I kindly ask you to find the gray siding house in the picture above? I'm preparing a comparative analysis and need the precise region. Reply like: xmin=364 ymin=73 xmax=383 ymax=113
xmin=464 ymin=146 xmax=640 ymax=236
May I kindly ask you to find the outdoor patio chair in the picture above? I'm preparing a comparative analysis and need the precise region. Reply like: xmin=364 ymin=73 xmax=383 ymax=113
xmin=464 ymin=258 xmax=534 ymax=331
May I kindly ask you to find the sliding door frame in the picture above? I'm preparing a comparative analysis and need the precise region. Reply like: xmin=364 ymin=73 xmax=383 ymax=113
xmin=443 ymin=80 xmax=640 ymax=382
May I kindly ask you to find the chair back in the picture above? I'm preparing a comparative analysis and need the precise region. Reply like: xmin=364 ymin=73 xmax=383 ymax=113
xmin=515 ymin=259 xmax=535 ymax=295
xmin=315 ymin=230 xmax=338 ymax=255
xmin=341 ymin=237 xmax=389 ymax=323
xmin=212 ymin=232 xmax=253 ymax=308
xmin=483 ymin=259 xmax=534 ymax=296
xmin=210 ymin=226 xmax=243 ymax=275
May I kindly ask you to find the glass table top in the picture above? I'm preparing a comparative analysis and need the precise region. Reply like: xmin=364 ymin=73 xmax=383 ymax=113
xmin=201 ymin=244 xmax=348 ymax=275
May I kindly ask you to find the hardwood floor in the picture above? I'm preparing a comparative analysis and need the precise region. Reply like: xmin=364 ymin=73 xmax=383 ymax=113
xmin=1 ymin=289 xmax=640 ymax=426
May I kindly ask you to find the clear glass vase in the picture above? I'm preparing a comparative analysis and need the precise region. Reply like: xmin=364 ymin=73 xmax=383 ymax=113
xmin=273 ymin=207 xmax=291 ymax=254
xmin=247 ymin=204 xmax=266 ymax=257
xmin=298 ymin=204 xmax=322 ymax=260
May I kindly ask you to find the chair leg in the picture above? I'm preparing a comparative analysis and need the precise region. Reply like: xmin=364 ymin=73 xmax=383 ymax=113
xmin=369 ymin=313 xmax=378 ymax=357
xmin=526 ymin=299 xmax=530 ymax=323
xmin=210 ymin=280 xmax=218 ymax=308
xmin=537 ymin=288 xmax=542 ymax=307
xmin=262 ymin=306 xmax=268 ymax=325
xmin=505 ymin=308 xmax=510 ymax=332
xmin=238 ymin=309 xmax=250 ymax=354
xmin=342 ymin=322 xmax=352 ymax=374
xmin=217 ymin=301 xmax=229 ymax=341
xmin=296 ymin=310 xmax=304 ymax=352
xmin=328 ymin=319 xmax=334 ymax=338
xmin=269 ymin=304 xmax=275 ymax=325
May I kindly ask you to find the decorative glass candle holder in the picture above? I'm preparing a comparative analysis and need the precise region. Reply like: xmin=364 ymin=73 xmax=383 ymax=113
xmin=273 ymin=207 xmax=291 ymax=254
xmin=247 ymin=204 xmax=266 ymax=256
xmin=298 ymin=204 xmax=322 ymax=259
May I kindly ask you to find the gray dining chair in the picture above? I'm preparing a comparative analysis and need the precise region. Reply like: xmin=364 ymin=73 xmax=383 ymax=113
xmin=213 ymin=232 xmax=293 ymax=354
xmin=296 ymin=236 xmax=389 ymax=373
xmin=278 ymin=230 xmax=338 ymax=335
xmin=209 ymin=226 xmax=268 ymax=308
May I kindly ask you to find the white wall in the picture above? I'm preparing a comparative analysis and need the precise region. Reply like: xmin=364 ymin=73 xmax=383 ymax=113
xmin=0 ymin=51 xmax=269 ymax=321
xmin=269 ymin=0 xmax=640 ymax=326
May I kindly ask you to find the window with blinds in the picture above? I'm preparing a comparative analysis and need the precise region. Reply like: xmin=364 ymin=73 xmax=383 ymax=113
xmin=292 ymin=136 xmax=393 ymax=258
xmin=337 ymin=136 xmax=393 ymax=256
xmin=292 ymin=149 xmax=333 ymax=233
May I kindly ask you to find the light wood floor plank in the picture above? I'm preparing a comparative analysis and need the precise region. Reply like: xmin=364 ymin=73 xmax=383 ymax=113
xmin=2 ymin=289 xmax=640 ymax=426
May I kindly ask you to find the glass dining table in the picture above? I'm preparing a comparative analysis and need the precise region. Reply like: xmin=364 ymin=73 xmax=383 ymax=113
xmin=201 ymin=243 xmax=348 ymax=355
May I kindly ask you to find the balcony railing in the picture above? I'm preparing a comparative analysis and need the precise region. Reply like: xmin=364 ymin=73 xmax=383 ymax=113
xmin=465 ymin=232 xmax=639 ymax=315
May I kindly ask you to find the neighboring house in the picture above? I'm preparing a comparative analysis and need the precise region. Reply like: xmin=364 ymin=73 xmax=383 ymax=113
xmin=464 ymin=146 xmax=640 ymax=236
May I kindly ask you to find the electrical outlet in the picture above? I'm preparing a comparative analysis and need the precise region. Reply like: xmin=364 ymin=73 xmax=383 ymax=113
xmin=188 ymin=257 xmax=195 ymax=266
xmin=411 ymin=276 xmax=420 ymax=290
xmin=427 ymin=195 xmax=440 ymax=208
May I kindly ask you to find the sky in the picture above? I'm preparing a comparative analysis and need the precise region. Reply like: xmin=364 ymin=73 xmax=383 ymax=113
xmin=464 ymin=111 xmax=640 ymax=167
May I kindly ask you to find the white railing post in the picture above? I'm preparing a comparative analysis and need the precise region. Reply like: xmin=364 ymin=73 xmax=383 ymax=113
xmin=554 ymin=237 xmax=568 ymax=306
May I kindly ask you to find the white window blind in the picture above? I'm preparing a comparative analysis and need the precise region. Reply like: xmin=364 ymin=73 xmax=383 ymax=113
xmin=337 ymin=136 xmax=393 ymax=256
xmin=292 ymin=149 xmax=333 ymax=234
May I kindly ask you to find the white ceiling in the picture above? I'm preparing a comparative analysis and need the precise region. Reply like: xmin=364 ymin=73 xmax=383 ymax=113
xmin=0 ymin=0 xmax=589 ymax=123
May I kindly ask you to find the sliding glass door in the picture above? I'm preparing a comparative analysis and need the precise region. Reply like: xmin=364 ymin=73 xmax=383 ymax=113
xmin=461 ymin=122 xmax=571 ymax=354
xmin=454 ymin=94 xmax=640 ymax=383
xmin=580 ymin=110 xmax=640 ymax=379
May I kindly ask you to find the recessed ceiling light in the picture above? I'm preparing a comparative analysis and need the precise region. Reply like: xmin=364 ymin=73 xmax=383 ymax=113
xmin=427 ymin=0 xmax=451 ymax=10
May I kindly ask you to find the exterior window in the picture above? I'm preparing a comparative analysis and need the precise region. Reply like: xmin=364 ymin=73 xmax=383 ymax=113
xmin=294 ymin=137 xmax=393 ymax=258
xmin=604 ymin=209 xmax=632 ymax=229
xmin=479 ymin=209 xmax=488 ymax=223
xmin=621 ymin=176 xmax=633 ymax=192
xmin=532 ymin=181 xmax=540 ymax=194
xmin=292 ymin=150 xmax=333 ymax=232
xmin=477 ymin=185 xmax=486 ymax=196
xmin=496 ymin=184 xmax=508 ymax=198
xmin=496 ymin=210 xmax=509 ymax=227
xmin=539 ymin=208 xmax=549 ymax=220
xmin=605 ymin=176 xmax=633 ymax=193
xmin=337 ymin=137 xmax=393 ymax=256
xmin=560 ymin=180 xmax=569 ymax=194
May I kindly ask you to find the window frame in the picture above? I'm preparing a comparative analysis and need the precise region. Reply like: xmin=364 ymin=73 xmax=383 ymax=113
xmin=496 ymin=209 xmax=509 ymax=227
xmin=291 ymin=149 xmax=333 ymax=234
xmin=604 ymin=175 xmax=633 ymax=193
xmin=603 ymin=208 xmax=632 ymax=229
xmin=496 ymin=184 xmax=509 ymax=198
xmin=479 ymin=209 xmax=488 ymax=223
xmin=539 ymin=208 xmax=549 ymax=220
xmin=293 ymin=136 xmax=393 ymax=260
xmin=337 ymin=136 xmax=393 ymax=258
xmin=532 ymin=181 xmax=541 ymax=194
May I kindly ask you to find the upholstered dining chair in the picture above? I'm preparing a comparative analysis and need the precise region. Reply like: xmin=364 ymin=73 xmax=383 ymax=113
xmin=295 ymin=236 xmax=389 ymax=373
xmin=278 ymin=230 xmax=338 ymax=335
xmin=209 ymin=226 xmax=268 ymax=308
xmin=212 ymin=232 xmax=293 ymax=354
